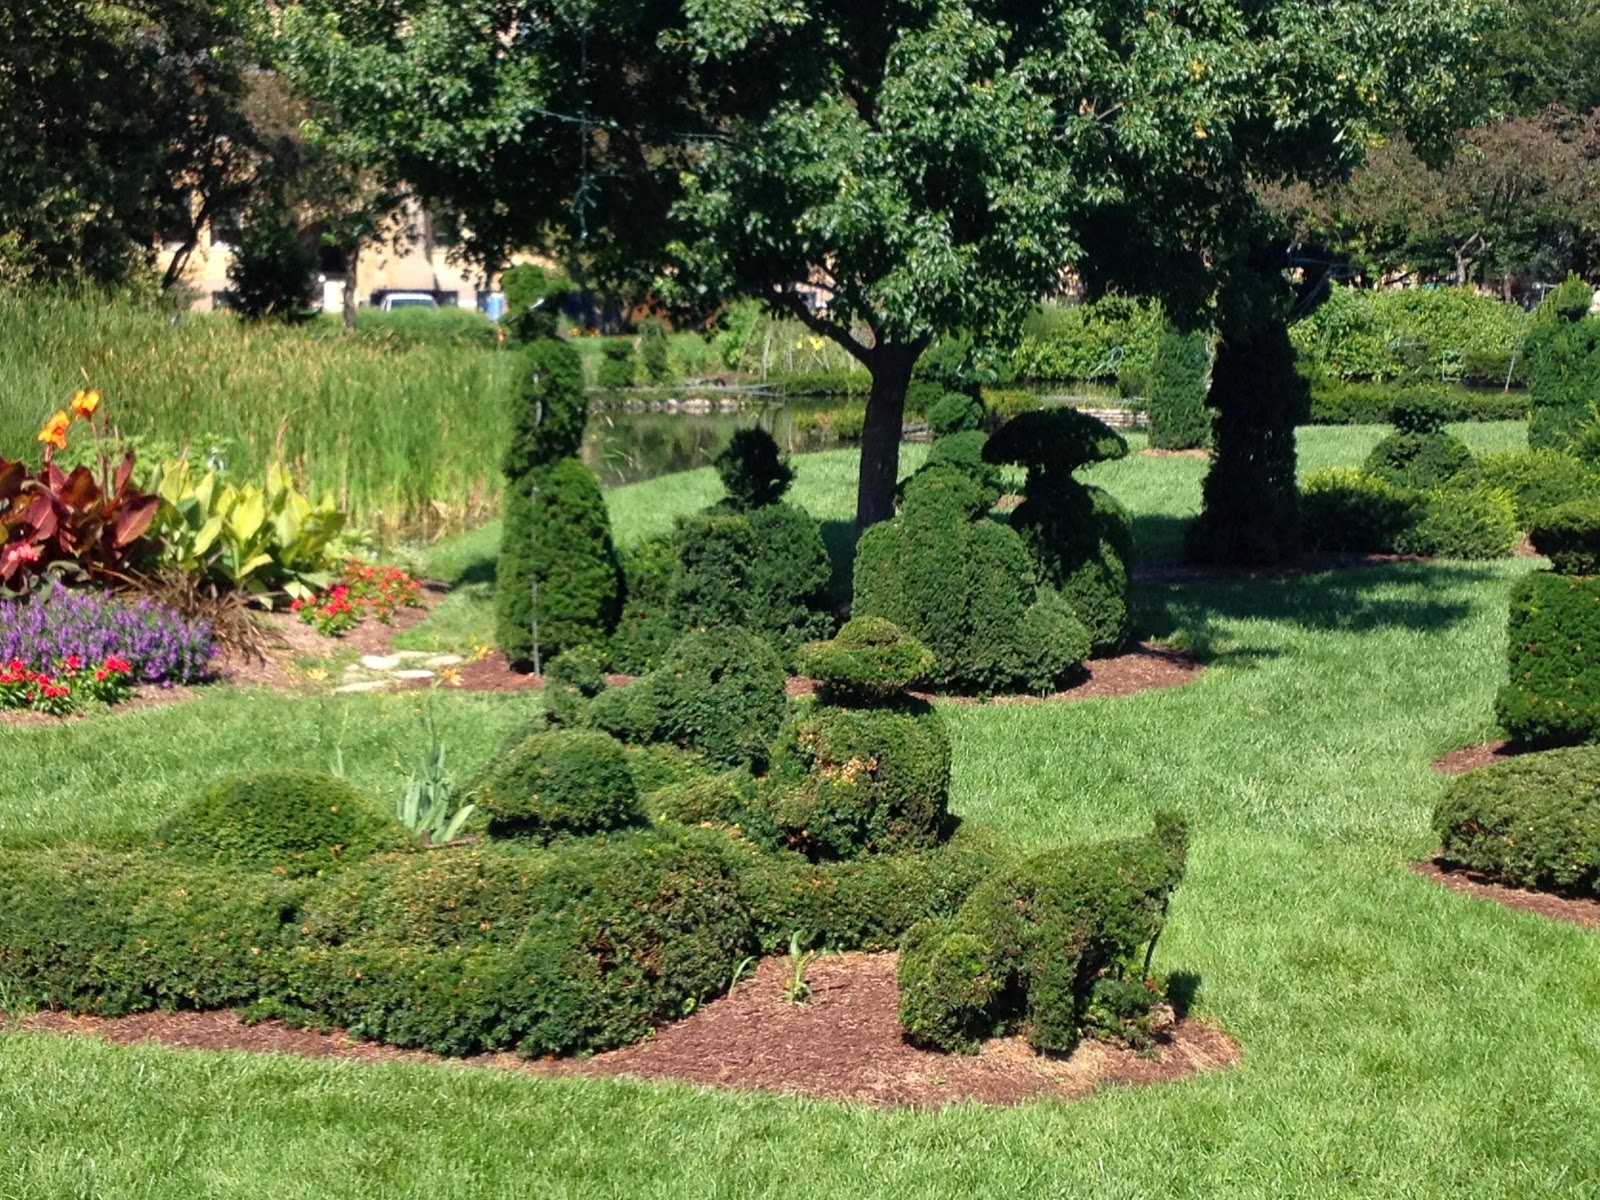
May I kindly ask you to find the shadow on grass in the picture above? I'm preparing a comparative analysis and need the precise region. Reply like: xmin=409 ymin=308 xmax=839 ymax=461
xmin=455 ymin=555 xmax=498 ymax=587
xmin=1131 ymin=513 xmax=1195 ymax=566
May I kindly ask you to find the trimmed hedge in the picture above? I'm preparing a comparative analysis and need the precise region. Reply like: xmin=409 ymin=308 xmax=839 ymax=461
xmin=760 ymin=696 xmax=952 ymax=860
xmin=1145 ymin=327 xmax=1212 ymax=450
xmin=1497 ymin=572 xmax=1600 ymax=747
xmin=157 ymin=770 xmax=407 ymax=877
xmin=476 ymin=729 xmax=640 ymax=840
xmin=797 ymin=617 xmax=934 ymax=704
xmin=1305 ymin=378 xmax=1529 ymax=425
xmin=1477 ymin=450 xmax=1597 ymax=526
xmin=897 ymin=814 xmax=1188 ymax=1054
xmin=1433 ymin=746 xmax=1600 ymax=896
xmin=1300 ymin=469 xmax=1421 ymax=553
xmin=1394 ymin=485 xmax=1519 ymax=560
xmin=1529 ymin=501 xmax=1600 ymax=576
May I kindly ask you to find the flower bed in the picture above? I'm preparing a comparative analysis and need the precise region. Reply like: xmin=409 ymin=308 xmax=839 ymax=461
xmin=292 ymin=561 xmax=424 ymax=636
xmin=0 ymin=654 xmax=132 ymax=715
xmin=0 ymin=584 xmax=215 ymax=687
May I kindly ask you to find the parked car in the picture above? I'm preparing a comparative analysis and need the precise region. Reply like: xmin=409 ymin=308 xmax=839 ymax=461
xmin=379 ymin=292 xmax=441 ymax=311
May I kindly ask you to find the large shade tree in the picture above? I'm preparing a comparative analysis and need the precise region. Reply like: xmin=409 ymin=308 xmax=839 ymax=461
xmin=279 ymin=0 xmax=1494 ymax=528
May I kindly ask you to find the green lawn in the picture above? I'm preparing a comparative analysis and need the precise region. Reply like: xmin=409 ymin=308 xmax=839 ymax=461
xmin=6 ymin=419 xmax=1597 ymax=1199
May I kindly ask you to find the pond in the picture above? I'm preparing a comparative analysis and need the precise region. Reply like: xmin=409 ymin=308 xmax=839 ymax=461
xmin=581 ymin=384 xmax=1130 ymax=489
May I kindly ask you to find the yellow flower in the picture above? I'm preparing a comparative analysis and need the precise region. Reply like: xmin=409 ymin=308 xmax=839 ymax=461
xmin=70 ymin=389 xmax=101 ymax=418
xmin=303 ymin=667 xmax=329 ymax=683
xmin=442 ymin=667 xmax=464 ymax=688
xmin=37 ymin=411 xmax=70 ymax=450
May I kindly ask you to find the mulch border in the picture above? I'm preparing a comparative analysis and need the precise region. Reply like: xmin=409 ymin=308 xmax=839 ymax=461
xmin=1411 ymin=860 xmax=1600 ymax=931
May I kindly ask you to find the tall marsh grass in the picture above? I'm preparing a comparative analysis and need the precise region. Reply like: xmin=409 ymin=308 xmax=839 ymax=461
xmin=0 ymin=291 xmax=517 ymax=538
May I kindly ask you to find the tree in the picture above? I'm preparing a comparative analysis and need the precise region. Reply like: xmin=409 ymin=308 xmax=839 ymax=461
xmin=279 ymin=0 xmax=1494 ymax=529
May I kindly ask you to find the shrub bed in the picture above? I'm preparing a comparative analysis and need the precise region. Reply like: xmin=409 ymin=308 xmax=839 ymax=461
xmin=476 ymin=729 xmax=641 ymax=841
xmin=1433 ymin=746 xmax=1600 ymax=896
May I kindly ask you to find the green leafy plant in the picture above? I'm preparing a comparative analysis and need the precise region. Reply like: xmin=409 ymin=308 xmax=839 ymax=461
xmin=781 ymin=930 xmax=821 ymax=1004
xmin=396 ymin=710 xmax=477 ymax=847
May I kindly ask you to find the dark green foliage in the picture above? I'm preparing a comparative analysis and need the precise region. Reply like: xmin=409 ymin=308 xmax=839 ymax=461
xmin=854 ymin=465 xmax=1090 ymax=694
xmin=1145 ymin=327 xmax=1213 ymax=450
xmin=595 ymin=629 xmax=789 ymax=769
xmin=1498 ymin=571 xmax=1600 ymax=746
xmin=495 ymin=458 xmax=625 ymax=666
xmin=227 ymin=206 xmax=316 ymax=324
xmin=544 ymin=646 xmax=611 ymax=727
xmin=1543 ymin=274 xmax=1595 ymax=323
xmin=760 ymin=697 xmax=951 ymax=859
xmin=1299 ymin=469 xmax=1421 ymax=553
xmin=597 ymin=340 xmax=636 ymax=389
xmin=1433 ymin=746 xmax=1600 ymax=896
xmin=1394 ymin=485 xmax=1519 ymax=559
xmin=982 ymin=408 xmax=1129 ymax=478
xmin=157 ymin=770 xmax=405 ymax=877
xmin=1189 ymin=320 xmax=1307 ymax=565
xmin=897 ymin=815 xmax=1188 ymax=1054
xmin=734 ymin=823 xmax=1004 ymax=953
xmin=1476 ymin=450 xmax=1597 ymax=526
xmin=611 ymin=534 xmax=678 ymax=674
xmin=1363 ymin=430 xmax=1476 ymax=491
xmin=476 ymin=730 xmax=639 ymax=840
xmin=714 ymin=428 xmax=793 ymax=510
xmin=505 ymin=339 xmax=587 ymax=480
xmin=1388 ymin=392 xmax=1452 ymax=435
xmin=927 ymin=391 xmax=986 ymax=437
xmin=1526 ymin=312 xmax=1600 ymax=453
xmin=797 ymin=617 xmax=934 ymax=704
xmin=1305 ymin=378 xmax=1528 ymax=425
xmin=1530 ymin=500 xmax=1600 ymax=575
xmin=639 ymin=317 xmax=673 ymax=384
xmin=669 ymin=503 xmax=831 ymax=652
xmin=920 ymin=431 xmax=1004 ymax=496
xmin=647 ymin=768 xmax=758 ymax=827
xmin=500 ymin=265 xmax=572 ymax=342
xmin=1008 ymin=477 xmax=1133 ymax=655
xmin=622 ymin=743 xmax=717 ymax=796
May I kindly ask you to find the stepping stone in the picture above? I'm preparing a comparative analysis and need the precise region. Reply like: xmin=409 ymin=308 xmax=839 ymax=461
xmin=360 ymin=654 xmax=402 ymax=671
xmin=343 ymin=663 xmax=367 ymax=675
xmin=423 ymin=655 xmax=464 ymax=668
xmin=393 ymin=669 xmax=436 ymax=681
xmin=334 ymin=680 xmax=393 ymax=694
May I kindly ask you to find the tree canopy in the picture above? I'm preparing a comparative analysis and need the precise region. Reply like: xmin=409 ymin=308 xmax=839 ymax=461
xmin=279 ymin=0 xmax=1495 ymax=526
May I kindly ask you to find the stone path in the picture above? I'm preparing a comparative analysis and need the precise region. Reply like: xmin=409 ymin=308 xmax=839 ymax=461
xmin=332 ymin=651 xmax=465 ymax=694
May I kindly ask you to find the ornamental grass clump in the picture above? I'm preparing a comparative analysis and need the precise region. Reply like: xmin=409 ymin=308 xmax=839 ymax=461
xmin=0 ymin=583 xmax=215 ymax=685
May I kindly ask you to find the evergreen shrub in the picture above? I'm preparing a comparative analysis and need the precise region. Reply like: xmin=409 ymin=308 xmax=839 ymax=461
xmin=1529 ymin=501 xmax=1600 ymax=576
xmin=1394 ymin=485 xmax=1519 ymax=560
xmin=797 ymin=617 xmax=934 ymax=703
xmin=611 ymin=534 xmax=678 ymax=674
xmin=597 ymin=340 xmax=636 ymax=389
xmin=897 ymin=814 xmax=1188 ymax=1053
xmin=1497 ymin=572 xmax=1600 ymax=746
xmin=1433 ymin=746 xmax=1600 ymax=896
xmin=639 ymin=318 xmax=673 ymax=384
xmin=1526 ymin=292 xmax=1600 ymax=453
xmin=714 ymin=427 xmax=794 ymax=510
xmin=1145 ymin=327 xmax=1212 ymax=450
xmin=544 ymin=645 xmax=611 ymax=727
xmin=920 ymin=431 xmax=1003 ymax=495
xmin=157 ymin=770 xmax=405 ymax=877
xmin=1363 ymin=399 xmax=1476 ymax=491
xmin=477 ymin=729 xmax=639 ymax=840
xmin=927 ymin=391 xmax=986 ymax=437
xmin=1299 ymin=469 xmax=1420 ymax=553
xmin=1476 ymin=450 xmax=1596 ymax=526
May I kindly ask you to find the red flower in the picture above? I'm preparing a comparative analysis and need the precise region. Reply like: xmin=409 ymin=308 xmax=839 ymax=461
xmin=64 ymin=655 xmax=82 ymax=671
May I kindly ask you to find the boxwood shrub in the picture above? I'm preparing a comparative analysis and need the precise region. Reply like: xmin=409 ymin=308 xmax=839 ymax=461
xmin=1394 ymin=484 xmax=1520 ymax=560
xmin=796 ymin=616 xmax=934 ymax=704
xmin=476 ymin=729 xmax=640 ymax=840
xmin=1476 ymin=450 xmax=1597 ymax=526
xmin=1433 ymin=746 xmax=1600 ymax=896
xmin=897 ymin=814 xmax=1188 ymax=1054
xmin=1529 ymin=501 xmax=1600 ymax=576
xmin=1299 ymin=468 xmax=1421 ymax=553
xmin=157 ymin=770 xmax=408 ymax=877
xmin=1497 ymin=572 xmax=1600 ymax=747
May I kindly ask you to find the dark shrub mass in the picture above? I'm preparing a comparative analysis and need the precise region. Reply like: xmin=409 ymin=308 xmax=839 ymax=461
xmin=476 ymin=729 xmax=640 ymax=840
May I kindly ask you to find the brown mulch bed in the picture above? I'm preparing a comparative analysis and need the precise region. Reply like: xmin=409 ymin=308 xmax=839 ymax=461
xmin=15 ymin=953 xmax=1239 ymax=1110
xmin=1411 ymin=861 xmax=1600 ymax=931
xmin=912 ymin=642 xmax=1201 ymax=707
xmin=1431 ymin=739 xmax=1526 ymax=775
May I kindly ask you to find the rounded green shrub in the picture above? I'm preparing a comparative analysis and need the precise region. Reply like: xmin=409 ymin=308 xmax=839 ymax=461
xmin=647 ymin=768 xmax=758 ymax=827
xmin=854 ymin=465 xmax=1089 ymax=694
xmin=982 ymin=407 xmax=1129 ymax=478
xmin=158 ymin=770 xmax=404 ymax=876
xmin=1530 ymin=501 xmax=1600 ymax=576
xmin=477 ymin=729 xmax=640 ymax=840
xmin=897 ymin=815 xmax=1188 ymax=1054
xmin=1526 ymin=301 xmax=1600 ymax=453
xmin=1497 ymin=571 xmax=1600 ymax=746
xmin=797 ymin=617 xmax=934 ymax=703
xmin=1476 ymin=450 xmax=1597 ymax=527
xmin=611 ymin=533 xmax=678 ymax=674
xmin=1008 ymin=477 xmax=1133 ymax=654
xmin=1433 ymin=745 xmax=1600 ymax=896
xmin=544 ymin=645 xmax=611 ymax=726
xmin=1299 ymin=468 xmax=1420 ymax=553
xmin=1395 ymin=484 xmax=1519 ymax=560
xmin=714 ymin=427 xmax=794 ymax=510
xmin=919 ymin=431 xmax=1004 ymax=496
xmin=639 ymin=317 xmax=673 ymax=385
xmin=596 ymin=339 xmax=636 ymax=388
xmin=1364 ymin=430 xmax=1476 ymax=491
xmin=760 ymin=696 xmax=951 ymax=859
xmin=927 ymin=391 xmax=986 ymax=437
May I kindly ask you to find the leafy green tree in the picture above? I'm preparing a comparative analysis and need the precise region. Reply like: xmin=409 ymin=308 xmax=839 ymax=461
xmin=279 ymin=0 xmax=1493 ymax=528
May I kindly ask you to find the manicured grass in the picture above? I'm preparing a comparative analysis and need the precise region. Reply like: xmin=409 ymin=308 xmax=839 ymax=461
xmin=5 ymin=420 xmax=1598 ymax=1199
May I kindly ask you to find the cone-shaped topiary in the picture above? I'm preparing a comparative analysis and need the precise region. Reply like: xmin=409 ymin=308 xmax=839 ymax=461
xmin=1145 ymin=326 xmax=1213 ymax=450
xmin=1527 ymin=276 xmax=1600 ymax=453
xmin=1497 ymin=571 xmax=1600 ymax=747
xmin=496 ymin=337 xmax=624 ymax=667
xmin=714 ymin=427 xmax=794 ymax=510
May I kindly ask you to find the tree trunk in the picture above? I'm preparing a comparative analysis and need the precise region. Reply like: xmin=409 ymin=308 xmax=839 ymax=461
xmin=342 ymin=241 xmax=360 ymax=334
xmin=856 ymin=344 xmax=920 ymax=531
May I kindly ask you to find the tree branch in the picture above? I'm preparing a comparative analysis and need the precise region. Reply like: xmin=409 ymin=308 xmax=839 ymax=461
xmin=763 ymin=285 xmax=873 ymax=365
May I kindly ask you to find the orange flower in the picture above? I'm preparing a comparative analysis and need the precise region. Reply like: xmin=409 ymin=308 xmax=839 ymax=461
xmin=37 ymin=411 xmax=70 ymax=450
xmin=70 ymin=389 xmax=101 ymax=417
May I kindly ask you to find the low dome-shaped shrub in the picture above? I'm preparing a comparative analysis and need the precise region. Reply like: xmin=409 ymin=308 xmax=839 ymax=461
xmin=544 ymin=645 xmax=610 ymax=726
xmin=1497 ymin=571 xmax=1600 ymax=747
xmin=927 ymin=391 xmax=986 ymax=437
xmin=1394 ymin=484 xmax=1519 ymax=560
xmin=1530 ymin=500 xmax=1600 ymax=576
xmin=1363 ymin=430 xmax=1476 ymax=492
xmin=1299 ymin=468 xmax=1421 ymax=553
xmin=1475 ymin=449 xmax=1596 ymax=527
xmin=158 ymin=770 xmax=405 ymax=876
xmin=477 ymin=729 xmax=640 ymax=840
xmin=1433 ymin=745 xmax=1600 ymax=896
xmin=797 ymin=617 xmax=934 ymax=704
xmin=760 ymin=696 xmax=951 ymax=859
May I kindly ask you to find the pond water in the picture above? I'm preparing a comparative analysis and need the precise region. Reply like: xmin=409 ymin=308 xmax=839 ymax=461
xmin=580 ymin=384 xmax=1128 ymax=488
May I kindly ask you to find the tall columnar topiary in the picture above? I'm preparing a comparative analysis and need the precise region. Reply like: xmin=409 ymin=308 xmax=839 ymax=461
xmin=495 ymin=337 xmax=623 ymax=668
xmin=669 ymin=428 xmax=830 ymax=654
xmin=853 ymin=465 xmax=1089 ymax=694
xmin=982 ymin=408 xmax=1133 ymax=655
xmin=1497 ymin=503 xmax=1600 ymax=746
xmin=1526 ymin=277 xmax=1600 ymax=454
xmin=1145 ymin=326 xmax=1213 ymax=450
xmin=1187 ymin=306 xmax=1308 ymax=566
